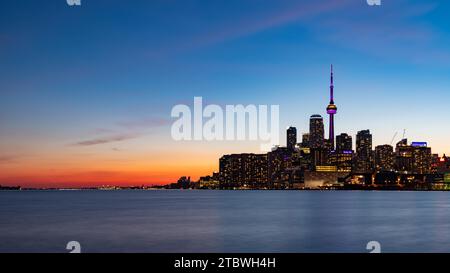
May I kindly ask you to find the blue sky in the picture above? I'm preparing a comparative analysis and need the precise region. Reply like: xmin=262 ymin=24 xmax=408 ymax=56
xmin=1 ymin=0 xmax=450 ymax=185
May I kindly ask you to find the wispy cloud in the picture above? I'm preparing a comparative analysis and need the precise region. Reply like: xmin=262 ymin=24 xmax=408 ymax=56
xmin=189 ymin=0 xmax=351 ymax=47
xmin=0 ymin=155 xmax=18 ymax=164
xmin=117 ymin=117 xmax=171 ymax=130
xmin=91 ymin=128 xmax=116 ymax=134
xmin=149 ymin=0 xmax=353 ymax=57
xmin=72 ymin=117 xmax=168 ymax=148
xmin=72 ymin=134 xmax=139 ymax=147
xmin=148 ymin=0 xmax=448 ymax=65
xmin=311 ymin=1 xmax=449 ymax=64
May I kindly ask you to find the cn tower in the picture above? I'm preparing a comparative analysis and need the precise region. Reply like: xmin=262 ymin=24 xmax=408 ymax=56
xmin=326 ymin=64 xmax=337 ymax=150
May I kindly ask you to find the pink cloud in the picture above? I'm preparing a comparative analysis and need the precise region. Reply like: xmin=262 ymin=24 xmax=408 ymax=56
xmin=71 ymin=133 xmax=139 ymax=146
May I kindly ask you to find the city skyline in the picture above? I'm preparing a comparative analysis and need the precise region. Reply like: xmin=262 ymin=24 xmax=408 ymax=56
xmin=1 ymin=0 xmax=450 ymax=187
xmin=191 ymin=64 xmax=447 ymax=191
xmin=3 ymin=64 xmax=448 ymax=189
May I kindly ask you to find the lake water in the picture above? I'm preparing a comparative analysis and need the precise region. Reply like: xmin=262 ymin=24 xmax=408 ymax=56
xmin=1 ymin=190 xmax=450 ymax=253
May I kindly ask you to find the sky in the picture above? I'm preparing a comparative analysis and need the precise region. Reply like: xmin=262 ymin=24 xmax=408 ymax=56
xmin=1 ymin=0 xmax=450 ymax=187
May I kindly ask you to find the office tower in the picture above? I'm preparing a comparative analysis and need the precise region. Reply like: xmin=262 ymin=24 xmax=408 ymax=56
xmin=375 ymin=145 xmax=395 ymax=171
xmin=329 ymin=151 xmax=353 ymax=172
xmin=330 ymin=132 xmax=353 ymax=172
xmin=395 ymin=140 xmax=432 ymax=174
xmin=326 ymin=65 xmax=337 ymax=150
xmin=299 ymin=148 xmax=312 ymax=170
xmin=301 ymin=133 xmax=310 ymax=148
xmin=298 ymin=134 xmax=312 ymax=170
xmin=336 ymin=133 xmax=352 ymax=153
xmin=310 ymin=148 xmax=328 ymax=169
xmin=395 ymin=139 xmax=414 ymax=173
xmin=268 ymin=147 xmax=294 ymax=187
xmin=411 ymin=142 xmax=432 ymax=174
xmin=287 ymin=127 xmax=297 ymax=150
xmin=355 ymin=130 xmax=374 ymax=173
xmin=396 ymin=139 xmax=432 ymax=174
xmin=309 ymin=115 xmax=328 ymax=170
xmin=309 ymin=115 xmax=324 ymax=149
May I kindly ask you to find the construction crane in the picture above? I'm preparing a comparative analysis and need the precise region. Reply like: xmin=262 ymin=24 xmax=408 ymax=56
xmin=390 ymin=132 xmax=398 ymax=145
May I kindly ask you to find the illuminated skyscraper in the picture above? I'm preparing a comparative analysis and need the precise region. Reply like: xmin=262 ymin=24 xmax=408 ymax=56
xmin=331 ymin=133 xmax=353 ymax=172
xmin=287 ymin=127 xmax=297 ymax=150
xmin=395 ymin=139 xmax=414 ymax=173
xmin=301 ymin=133 xmax=310 ymax=148
xmin=336 ymin=133 xmax=352 ymax=153
xmin=412 ymin=144 xmax=432 ymax=174
xmin=355 ymin=129 xmax=373 ymax=173
xmin=309 ymin=115 xmax=324 ymax=149
xmin=326 ymin=65 xmax=337 ymax=150
xmin=395 ymin=140 xmax=432 ymax=174
xmin=375 ymin=145 xmax=395 ymax=171
xmin=219 ymin=153 xmax=268 ymax=189
xmin=268 ymin=147 xmax=294 ymax=187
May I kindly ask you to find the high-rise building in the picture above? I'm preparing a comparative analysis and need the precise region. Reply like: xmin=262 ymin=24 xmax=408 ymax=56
xmin=330 ymin=133 xmax=353 ymax=172
xmin=412 ymin=144 xmax=432 ymax=174
xmin=395 ymin=139 xmax=414 ymax=173
xmin=287 ymin=127 xmax=297 ymax=150
xmin=311 ymin=148 xmax=329 ymax=169
xmin=219 ymin=153 xmax=268 ymax=189
xmin=355 ymin=129 xmax=373 ymax=173
xmin=309 ymin=115 xmax=324 ymax=149
xmin=301 ymin=133 xmax=310 ymax=148
xmin=299 ymin=147 xmax=312 ymax=170
xmin=336 ymin=133 xmax=352 ymax=153
xmin=395 ymin=140 xmax=432 ymax=174
xmin=329 ymin=150 xmax=353 ymax=172
xmin=268 ymin=147 xmax=294 ymax=187
xmin=375 ymin=145 xmax=395 ymax=171
xmin=326 ymin=65 xmax=337 ymax=150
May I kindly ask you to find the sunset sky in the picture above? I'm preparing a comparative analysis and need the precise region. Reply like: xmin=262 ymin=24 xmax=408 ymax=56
xmin=1 ymin=0 xmax=450 ymax=187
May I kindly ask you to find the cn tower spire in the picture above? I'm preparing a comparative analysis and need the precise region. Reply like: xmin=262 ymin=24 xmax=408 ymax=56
xmin=330 ymin=64 xmax=334 ymax=104
xmin=326 ymin=64 xmax=337 ymax=150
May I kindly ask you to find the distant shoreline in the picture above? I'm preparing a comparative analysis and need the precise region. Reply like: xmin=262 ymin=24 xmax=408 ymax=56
xmin=2 ymin=188 xmax=450 ymax=192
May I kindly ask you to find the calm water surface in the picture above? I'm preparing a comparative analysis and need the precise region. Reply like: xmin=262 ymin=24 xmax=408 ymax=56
xmin=1 ymin=190 xmax=450 ymax=253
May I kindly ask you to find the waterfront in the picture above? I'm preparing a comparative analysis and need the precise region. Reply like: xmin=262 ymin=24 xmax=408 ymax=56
xmin=1 ymin=190 xmax=450 ymax=253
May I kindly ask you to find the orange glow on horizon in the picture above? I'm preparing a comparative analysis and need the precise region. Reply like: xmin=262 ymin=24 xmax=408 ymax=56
xmin=0 ymin=166 xmax=216 ymax=188
xmin=0 ymin=135 xmax=263 ymax=188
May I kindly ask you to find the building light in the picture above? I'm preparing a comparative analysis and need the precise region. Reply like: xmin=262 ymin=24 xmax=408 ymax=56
xmin=411 ymin=142 xmax=427 ymax=147
xmin=316 ymin=166 xmax=338 ymax=172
